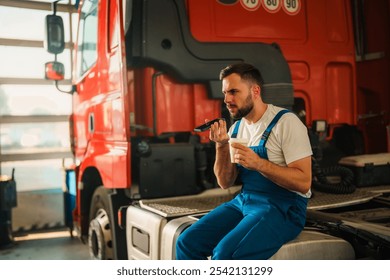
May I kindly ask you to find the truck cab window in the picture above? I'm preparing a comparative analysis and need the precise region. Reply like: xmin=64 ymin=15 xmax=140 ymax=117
xmin=76 ymin=0 xmax=98 ymax=78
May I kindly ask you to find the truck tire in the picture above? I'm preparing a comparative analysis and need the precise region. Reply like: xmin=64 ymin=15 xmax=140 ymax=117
xmin=88 ymin=186 xmax=114 ymax=260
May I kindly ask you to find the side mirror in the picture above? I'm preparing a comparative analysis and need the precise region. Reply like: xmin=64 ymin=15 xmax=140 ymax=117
xmin=44 ymin=14 xmax=65 ymax=54
xmin=45 ymin=61 xmax=65 ymax=81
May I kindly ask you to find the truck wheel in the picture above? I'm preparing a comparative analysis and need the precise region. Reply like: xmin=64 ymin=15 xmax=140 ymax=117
xmin=88 ymin=187 xmax=114 ymax=260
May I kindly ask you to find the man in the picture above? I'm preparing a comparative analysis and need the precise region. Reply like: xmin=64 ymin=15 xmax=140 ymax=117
xmin=176 ymin=63 xmax=312 ymax=260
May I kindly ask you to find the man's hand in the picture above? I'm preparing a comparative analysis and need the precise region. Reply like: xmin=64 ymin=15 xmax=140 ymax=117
xmin=230 ymin=143 xmax=262 ymax=170
xmin=209 ymin=119 xmax=230 ymax=146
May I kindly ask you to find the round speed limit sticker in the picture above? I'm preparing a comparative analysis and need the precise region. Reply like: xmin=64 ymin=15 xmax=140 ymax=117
xmin=262 ymin=0 xmax=281 ymax=13
xmin=240 ymin=0 xmax=261 ymax=11
xmin=282 ymin=0 xmax=301 ymax=15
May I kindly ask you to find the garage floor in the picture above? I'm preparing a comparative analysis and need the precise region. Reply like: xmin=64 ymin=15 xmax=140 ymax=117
xmin=0 ymin=189 xmax=90 ymax=260
xmin=0 ymin=229 xmax=90 ymax=260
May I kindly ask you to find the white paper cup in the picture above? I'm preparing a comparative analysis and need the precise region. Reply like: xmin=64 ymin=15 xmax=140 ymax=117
xmin=228 ymin=138 xmax=249 ymax=163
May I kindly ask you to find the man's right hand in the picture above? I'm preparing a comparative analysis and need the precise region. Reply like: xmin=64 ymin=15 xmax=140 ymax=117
xmin=209 ymin=119 xmax=229 ymax=147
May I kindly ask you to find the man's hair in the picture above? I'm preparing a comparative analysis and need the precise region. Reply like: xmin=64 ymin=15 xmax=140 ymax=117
xmin=219 ymin=63 xmax=264 ymax=90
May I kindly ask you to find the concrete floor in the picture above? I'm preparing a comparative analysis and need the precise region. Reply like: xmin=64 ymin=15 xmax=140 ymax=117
xmin=0 ymin=229 xmax=90 ymax=260
xmin=0 ymin=189 xmax=90 ymax=260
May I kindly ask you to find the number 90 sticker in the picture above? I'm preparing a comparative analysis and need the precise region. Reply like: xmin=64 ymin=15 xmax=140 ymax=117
xmin=282 ymin=0 xmax=301 ymax=15
xmin=240 ymin=0 xmax=261 ymax=11
xmin=262 ymin=0 xmax=281 ymax=13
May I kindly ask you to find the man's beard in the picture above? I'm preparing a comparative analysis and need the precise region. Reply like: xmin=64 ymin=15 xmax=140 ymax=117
xmin=230 ymin=95 xmax=254 ymax=120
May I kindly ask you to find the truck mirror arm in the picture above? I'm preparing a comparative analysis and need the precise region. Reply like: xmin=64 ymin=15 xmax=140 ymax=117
xmin=54 ymin=81 xmax=76 ymax=95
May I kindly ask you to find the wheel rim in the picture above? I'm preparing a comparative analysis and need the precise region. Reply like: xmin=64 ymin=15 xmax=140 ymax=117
xmin=88 ymin=208 xmax=113 ymax=259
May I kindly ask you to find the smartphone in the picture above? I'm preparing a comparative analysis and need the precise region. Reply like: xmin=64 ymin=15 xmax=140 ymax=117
xmin=194 ymin=118 xmax=225 ymax=132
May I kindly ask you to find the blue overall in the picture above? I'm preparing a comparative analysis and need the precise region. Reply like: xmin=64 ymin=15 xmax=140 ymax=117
xmin=176 ymin=110 xmax=308 ymax=260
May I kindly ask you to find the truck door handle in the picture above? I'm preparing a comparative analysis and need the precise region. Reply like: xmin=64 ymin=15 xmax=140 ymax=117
xmin=88 ymin=113 xmax=95 ymax=133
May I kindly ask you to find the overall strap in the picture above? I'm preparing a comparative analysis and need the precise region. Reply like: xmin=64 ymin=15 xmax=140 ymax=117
xmin=258 ymin=109 xmax=290 ymax=159
xmin=231 ymin=120 xmax=241 ymax=138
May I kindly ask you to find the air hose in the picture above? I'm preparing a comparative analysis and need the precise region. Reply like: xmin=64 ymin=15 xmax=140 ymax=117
xmin=312 ymin=158 xmax=356 ymax=194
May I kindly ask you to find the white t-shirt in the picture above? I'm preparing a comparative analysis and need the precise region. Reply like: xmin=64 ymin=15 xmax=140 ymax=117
xmin=228 ymin=104 xmax=313 ymax=197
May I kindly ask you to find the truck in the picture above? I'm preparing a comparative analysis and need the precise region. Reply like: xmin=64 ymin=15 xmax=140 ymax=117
xmin=44 ymin=0 xmax=390 ymax=260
